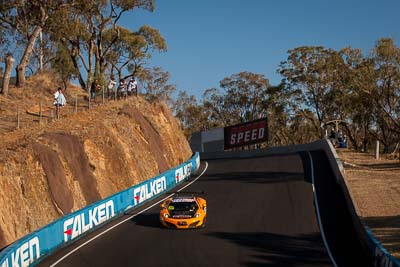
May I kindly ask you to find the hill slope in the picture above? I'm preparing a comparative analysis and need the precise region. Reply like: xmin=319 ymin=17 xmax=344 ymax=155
xmin=0 ymin=75 xmax=192 ymax=248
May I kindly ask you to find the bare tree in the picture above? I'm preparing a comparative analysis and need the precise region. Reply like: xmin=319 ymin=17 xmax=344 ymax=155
xmin=2 ymin=54 xmax=15 ymax=96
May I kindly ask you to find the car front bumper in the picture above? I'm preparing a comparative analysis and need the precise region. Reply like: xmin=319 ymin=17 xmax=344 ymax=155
xmin=160 ymin=216 xmax=205 ymax=229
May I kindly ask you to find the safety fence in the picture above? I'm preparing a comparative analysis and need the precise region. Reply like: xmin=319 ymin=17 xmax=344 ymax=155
xmin=0 ymin=87 xmax=139 ymax=134
xmin=0 ymin=152 xmax=200 ymax=267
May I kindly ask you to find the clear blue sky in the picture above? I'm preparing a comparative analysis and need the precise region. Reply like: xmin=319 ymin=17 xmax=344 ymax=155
xmin=122 ymin=0 xmax=400 ymax=99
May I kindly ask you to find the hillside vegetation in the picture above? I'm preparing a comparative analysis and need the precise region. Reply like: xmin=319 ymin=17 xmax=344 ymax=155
xmin=0 ymin=73 xmax=192 ymax=248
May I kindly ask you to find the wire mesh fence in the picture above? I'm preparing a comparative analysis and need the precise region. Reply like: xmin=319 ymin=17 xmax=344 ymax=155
xmin=0 ymin=86 xmax=139 ymax=134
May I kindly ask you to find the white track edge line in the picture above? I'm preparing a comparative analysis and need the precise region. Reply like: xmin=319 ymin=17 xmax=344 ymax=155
xmin=50 ymin=161 xmax=209 ymax=267
xmin=307 ymin=151 xmax=338 ymax=267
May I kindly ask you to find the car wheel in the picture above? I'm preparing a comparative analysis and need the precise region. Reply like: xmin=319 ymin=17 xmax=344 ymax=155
xmin=201 ymin=218 xmax=206 ymax=228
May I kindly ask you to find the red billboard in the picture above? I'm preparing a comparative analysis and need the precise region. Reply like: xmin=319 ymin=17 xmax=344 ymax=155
xmin=224 ymin=118 xmax=268 ymax=149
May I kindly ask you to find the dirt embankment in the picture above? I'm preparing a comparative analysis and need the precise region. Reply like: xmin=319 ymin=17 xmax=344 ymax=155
xmin=0 ymin=96 xmax=192 ymax=248
xmin=338 ymin=150 xmax=400 ymax=258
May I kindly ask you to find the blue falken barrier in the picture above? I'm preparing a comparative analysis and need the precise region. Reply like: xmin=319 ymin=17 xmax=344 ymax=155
xmin=364 ymin=225 xmax=400 ymax=267
xmin=0 ymin=152 xmax=200 ymax=267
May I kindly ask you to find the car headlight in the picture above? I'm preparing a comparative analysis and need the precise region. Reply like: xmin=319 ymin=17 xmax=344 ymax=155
xmin=195 ymin=213 xmax=201 ymax=218
xmin=163 ymin=213 xmax=169 ymax=218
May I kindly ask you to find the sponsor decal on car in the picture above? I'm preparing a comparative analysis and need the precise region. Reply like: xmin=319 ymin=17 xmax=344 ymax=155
xmin=63 ymin=200 xmax=115 ymax=242
xmin=133 ymin=176 xmax=167 ymax=205
xmin=171 ymin=198 xmax=195 ymax=203
xmin=0 ymin=237 xmax=40 ymax=267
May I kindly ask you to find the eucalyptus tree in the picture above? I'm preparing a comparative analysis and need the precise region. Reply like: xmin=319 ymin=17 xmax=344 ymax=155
xmin=51 ymin=42 xmax=79 ymax=89
xmin=273 ymin=80 xmax=320 ymax=145
xmin=46 ymin=3 xmax=88 ymax=89
xmin=286 ymin=110 xmax=320 ymax=145
xmin=173 ymin=91 xmax=210 ymax=139
xmin=105 ymin=25 xmax=166 ymax=81
xmin=0 ymin=0 xmax=74 ymax=87
xmin=219 ymin=71 xmax=270 ymax=123
xmin=51 ymin=0 xmax=156 ymax=91
xmin=322 ymin=47 xmax=372 ymax=150
xmin=369 ymin=38 xmax=400 ymax=151
xmin=201 ymin=87 xmax=229 ymax=127
xmin=1 ymin=54 xmax=14 ymax=95
xmin=136 ymin=66 xmax=176 ymax=106
xmin=343 ymin=49 xmax=377 ymax=151
xmin=278 ymin=46 xmax=340 ymax=137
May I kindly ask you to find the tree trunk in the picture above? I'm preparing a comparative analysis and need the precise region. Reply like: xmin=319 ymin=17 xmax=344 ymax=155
xmin=362 ymin=139 xmax=369 ymax=153
xmin=343 ymin=124 xmax=358 ymax=150
xmin=87 ymin=39 xmax=95 ymax=94
xmin=362 ymin=123 xmax=370 ymax=152
xmin=16 ymin=26 xmax=42 ymax=87
xmin=2 ymin=55 xmax=15 ymax=96
xmin=69 ymin=53 xmax=86 ymax=90
xmin=99 ymin=63 xmax=108 ymax=84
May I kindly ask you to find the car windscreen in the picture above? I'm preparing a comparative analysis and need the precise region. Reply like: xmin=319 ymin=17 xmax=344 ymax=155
xmin=168 ymin=201 xmax=198 ymax=212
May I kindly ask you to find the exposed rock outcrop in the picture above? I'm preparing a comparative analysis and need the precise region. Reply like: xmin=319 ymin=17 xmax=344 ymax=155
xmin=0 ymin=98 xmax=192 ymax=248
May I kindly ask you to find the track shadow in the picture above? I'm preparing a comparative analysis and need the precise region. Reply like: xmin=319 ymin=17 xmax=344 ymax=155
xmin=131 ymin=212 xmax=162 ymax=229
xmin=364 ymin=215 xmax=400 ymax=258
xmin=311 ymin=150 xmax=374 ymax=266
xmin=201 ymin=172 xmax=304 ymax=184
xmin=205 ymin=231 xmax=330 ymax=267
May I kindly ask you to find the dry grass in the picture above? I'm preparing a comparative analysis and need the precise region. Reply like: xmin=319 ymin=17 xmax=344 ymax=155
xmin=0 ymin=72 xmax=88 ymax=133
xmin=337 ymin=149 xmax=400 ymax=258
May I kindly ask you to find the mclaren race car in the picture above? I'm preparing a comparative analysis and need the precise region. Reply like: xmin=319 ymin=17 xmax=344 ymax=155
xmin=160 ymin=194 xmax=207 ymax=229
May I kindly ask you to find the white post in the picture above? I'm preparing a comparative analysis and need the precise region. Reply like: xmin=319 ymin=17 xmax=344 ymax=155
xmin=375 ymin=141 xmax=380 ymax=160
xmin=39 ymin=31 xmax=43 ymax=71
xmin=39 ymin=101 xmax=42 ymax=124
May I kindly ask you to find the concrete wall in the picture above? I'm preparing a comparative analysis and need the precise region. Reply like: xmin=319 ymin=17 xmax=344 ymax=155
xmin=201 ymin=139 xmax=400 ymax=267
xmin=189 ymin=132 xmax=202 ymax=152
xmin=189 ymin=128 xmax=224 ymax=152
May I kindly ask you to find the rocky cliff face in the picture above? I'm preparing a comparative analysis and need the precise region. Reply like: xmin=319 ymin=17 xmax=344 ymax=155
xmin=0 ymin=98 xmax=192 ymax=248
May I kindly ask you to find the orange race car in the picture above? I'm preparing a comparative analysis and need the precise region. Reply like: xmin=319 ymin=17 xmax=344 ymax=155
xmin=159 ymin=194 xmax=207 ymax=229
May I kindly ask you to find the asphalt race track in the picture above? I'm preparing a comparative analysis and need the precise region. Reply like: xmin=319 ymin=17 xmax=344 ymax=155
xmin=38 ymin=153 xmax=370 ymax=267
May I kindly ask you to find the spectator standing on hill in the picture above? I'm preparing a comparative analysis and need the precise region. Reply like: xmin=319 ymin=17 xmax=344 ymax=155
xmin=118 ymin=78 xmax=127 ymax=98
xmin=127 ymin=78 xmax=132 ymax=96
xmin=53 ymin=87 xmax=66 ymax=117
xmin=107 ymin=75 xmax=116 ymax=98
xmin=127 ymin=77 xmax=137 ymax=96
xmin=131 ymin=77 xmax=138 ymax=96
